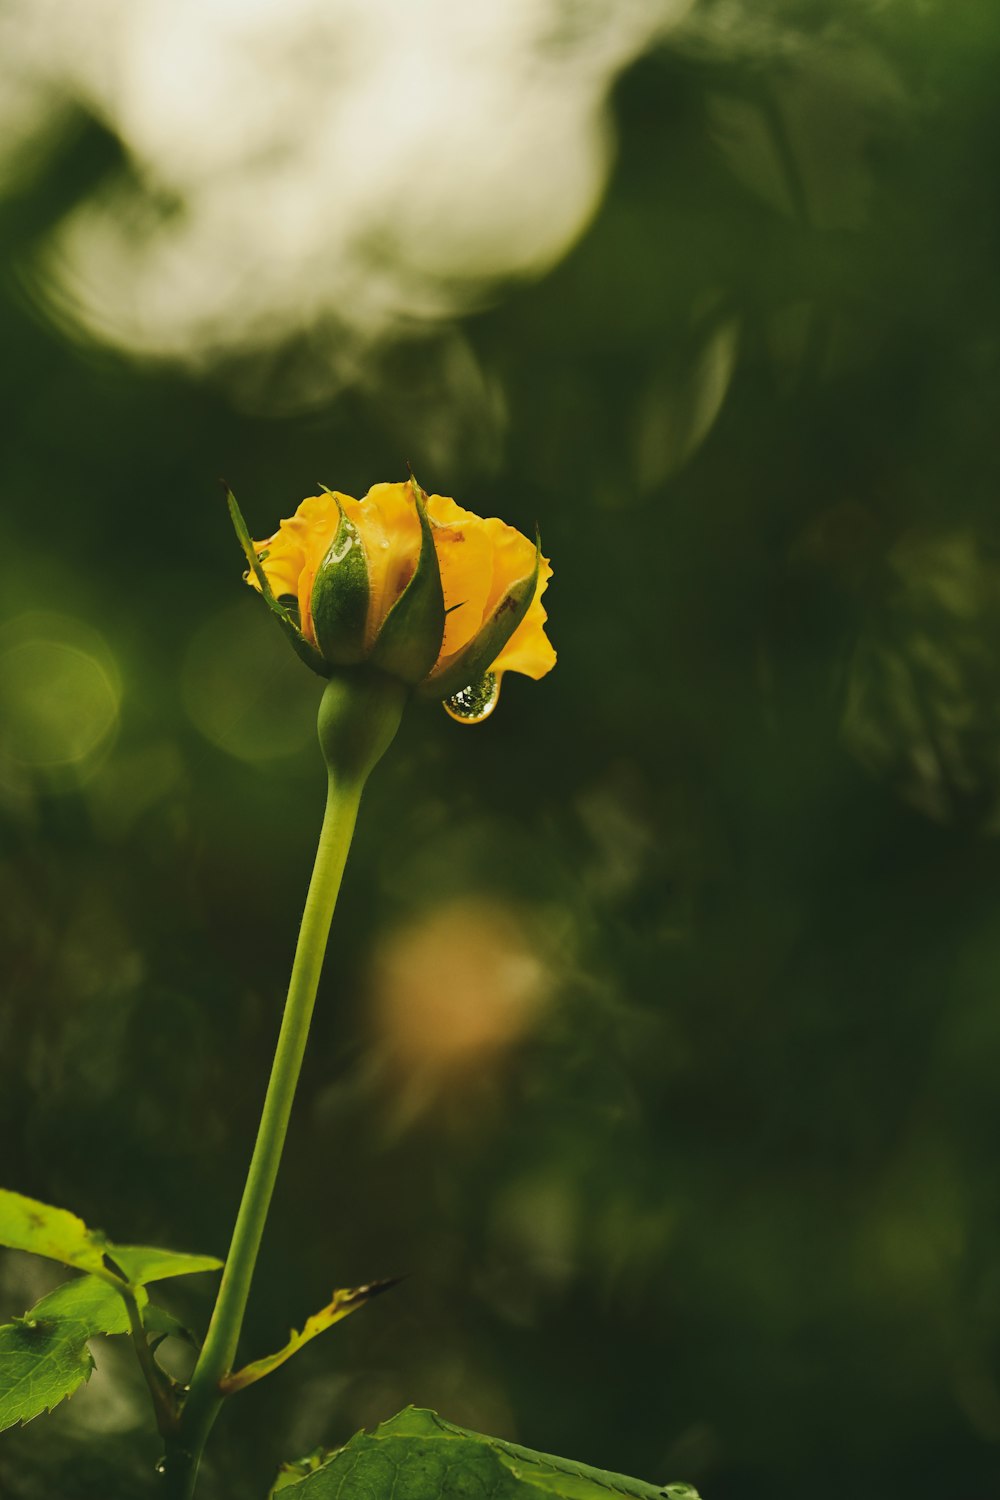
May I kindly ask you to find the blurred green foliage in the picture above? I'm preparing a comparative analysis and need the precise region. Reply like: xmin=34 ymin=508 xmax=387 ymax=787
xmin=3 ymin=2 xmax=1000 ymax=1497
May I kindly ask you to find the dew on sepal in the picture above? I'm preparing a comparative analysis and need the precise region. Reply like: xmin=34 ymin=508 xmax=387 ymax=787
xmin=442 ymin=670 xmax=501 ymax=724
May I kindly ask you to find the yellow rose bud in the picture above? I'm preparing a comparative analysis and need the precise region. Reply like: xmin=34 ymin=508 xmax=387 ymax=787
xmin=229 ymin=477 xmax=555 ymax=723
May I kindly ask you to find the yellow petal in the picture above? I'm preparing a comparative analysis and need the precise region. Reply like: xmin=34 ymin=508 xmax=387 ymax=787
xmin=481 ymin=516 xmax=538 ymax=617
xmin=489 ymin=555 xmax=556 ymax=680
xmin=251 ymin=492 xmax=345 ymax=647
xmin=426 ymin=493 xmax=480 ymax=528
xmin=429 ymin=500 xmax=556 ymax=686
xmin=344 ymin=483 xmax=422 ymax=647
xmin=248 ymin=481 xmax=555 ymax=696
xmin=427 ymin=495 xmax=494 ymax=659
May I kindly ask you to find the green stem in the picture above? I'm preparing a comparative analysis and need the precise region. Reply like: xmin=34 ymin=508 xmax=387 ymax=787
xmin=121 ymin=1281 xmax=178 ymax=1438
xmin=162 ymin=672 xmax=404 ymax=1500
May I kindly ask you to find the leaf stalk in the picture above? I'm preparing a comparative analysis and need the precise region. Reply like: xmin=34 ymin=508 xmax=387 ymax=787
xmin=120 ymin=1280 xmax=179 ymax=1438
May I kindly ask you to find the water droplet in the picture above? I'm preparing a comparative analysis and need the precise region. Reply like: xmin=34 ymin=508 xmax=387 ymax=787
xmin=154 ymin=1457 xmax=167 ymax=1475
xmin=442 ymin=671 xmax=501 ymax=724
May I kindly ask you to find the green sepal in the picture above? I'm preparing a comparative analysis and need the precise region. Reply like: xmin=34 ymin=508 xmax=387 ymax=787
xmin=369 ymin=478 xmax=445 ymax=685
xmin=310 ymin=498 xmax=370 ymax=666
xmin=226 ymin=487 xmax=331 ymax=678
xmin=420 ymin=533 xmax=541 ymax=701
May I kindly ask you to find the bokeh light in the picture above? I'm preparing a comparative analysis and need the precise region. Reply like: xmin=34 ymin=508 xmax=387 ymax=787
xmin=182 ymin=601 xmax=318 ymax=762
xmin=0 ymin=0 xmax=693 ymax=400
xmin=0 ymin=613 xmax=120 ymax=788
xmin=371 ymin=898 xmax=550 ymax=1110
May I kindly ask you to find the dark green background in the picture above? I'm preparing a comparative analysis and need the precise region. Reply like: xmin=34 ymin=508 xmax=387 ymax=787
xmin=3 ymin=2 xmax=1000 ymax=1496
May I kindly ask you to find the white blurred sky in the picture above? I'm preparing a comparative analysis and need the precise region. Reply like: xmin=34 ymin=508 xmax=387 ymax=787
xmin=0 ymin=0 xmax=691 ymax=380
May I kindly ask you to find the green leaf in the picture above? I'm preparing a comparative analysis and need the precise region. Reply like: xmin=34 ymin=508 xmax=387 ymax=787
xmin=369 ymin=478 xmax=446 ymax=684
xmin=104 ymin=1244 xmax=222 ymax=1285
xmin=0 ymin=1317 xmax=94 ymax=1431
xmin=0 ymin=1189 xmax=222 ymax=1292
xmin=0 ymin=1274 xmax=146 ymax=1431
xmin=269 ymin=1450 xmax=327 ymax=1494
xmin=0 ymin=1190 xmax=109 ymax=1278
xmin=28 ymin=1275 xmax=137 ymax=1336
xmin=0 ymin=1194 xmax=221 ymax=1429
xmin=420 ymin=536 xmax=541 ymax=701
xmin=270 ymin=1408 xmax=701 ymax=1499
xmin=227 ymin=486 xmax=330 ymax=678
xmin=311 ymin=499 xmax=370 ymax=666
xmin=223 ymin=1279 xmax=398 ymax=1394
xmin=143 ymin=1302 xmax=199 ymax=1347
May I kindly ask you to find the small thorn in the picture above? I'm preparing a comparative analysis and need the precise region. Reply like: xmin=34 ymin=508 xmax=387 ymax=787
xmin=357 ymin=1274 xmax=408 ymax=1300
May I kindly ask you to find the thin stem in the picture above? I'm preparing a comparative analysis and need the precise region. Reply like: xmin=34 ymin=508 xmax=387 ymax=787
xmin=161 ymin=768 xmax=364 ymax=1499
xmin=120 ymin=1282 xmax=178 ymax=1438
